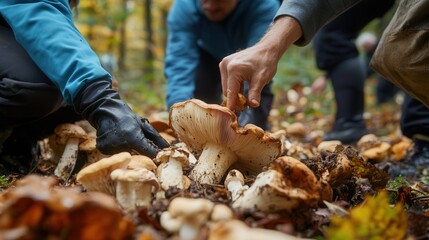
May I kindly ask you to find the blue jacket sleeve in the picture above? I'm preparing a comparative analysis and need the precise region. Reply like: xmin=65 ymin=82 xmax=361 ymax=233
xmin=0 ymin=0 xmax=111 ymax=105
xmin=164 ymin=1 xmax=199 ymax=109
xmin=276 ymin=0 xmax=361 ymax=46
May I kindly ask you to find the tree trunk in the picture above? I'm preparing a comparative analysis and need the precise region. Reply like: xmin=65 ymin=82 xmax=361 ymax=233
xmin=143 ymin=0 xmax=154 ymax=81
xmin=118 ymin=0 xmax=128 ymax=71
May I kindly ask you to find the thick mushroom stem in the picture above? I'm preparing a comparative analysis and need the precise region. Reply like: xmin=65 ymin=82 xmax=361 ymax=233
xmin=110 ymin=168 xmax=159 ymax=210
xmin=156 ymin=147 xmax=190 ymax=190
xmin=159 ymin=158 xmax=185 ymax=189
xmin=113 ymin=179 xmax=135 ymax=210
xmin=135 ymin=183 xmax=154 ymax=207
xmin=54 ymin=137 xmax=80 ymax=180
xmin=190 ymin=143 xmax=237 ymax=184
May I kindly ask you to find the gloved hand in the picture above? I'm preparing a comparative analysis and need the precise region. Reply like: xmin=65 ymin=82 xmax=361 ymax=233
xmin=74 ymin=80 xmax=170 ymax=158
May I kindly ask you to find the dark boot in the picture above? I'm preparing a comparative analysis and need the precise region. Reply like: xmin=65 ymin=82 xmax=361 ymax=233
xmin=323 ymin=116 xmax=368 ymax=144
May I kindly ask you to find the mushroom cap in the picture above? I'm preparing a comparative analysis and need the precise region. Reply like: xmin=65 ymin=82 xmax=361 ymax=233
xmin=362 ymin=141 xmax=391 ymax=162
xmin=317 ymin=140 xmax=342 ymax=154
xmin=209 ymin=220 xmax=302 ymax=240
xmin=168 ymin=197 xmax=215 ymax=222
xmin=224 ymin=169 xmax=245 ymax=187
xmin=169 ymin=99 xmax=281 ymax=175
xmin=79 ymin=137 xmax=97 ymax=151
xmin=127 ymin=155 xmax=157 ymax=171
xmin=110 ymin=168 xmax=159 ymax=190
xmin=76 ymin=152 xmax=132 ymax=195
xmin=286 ymin=122 xmax=306 ymax=138
xmin=155 ymin=147 xmax=189 ymax=166
xmin=55 ymin=123 xmax=88 ymax=144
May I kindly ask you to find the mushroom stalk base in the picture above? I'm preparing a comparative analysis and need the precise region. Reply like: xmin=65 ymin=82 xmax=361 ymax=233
xmin=190 ymin=143 xmax=237 ymax=184
xmin=54 ymin=137 xmax=79 ymax=180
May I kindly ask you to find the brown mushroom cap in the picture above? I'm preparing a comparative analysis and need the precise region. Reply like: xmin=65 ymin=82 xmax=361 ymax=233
xmin=54 ymin=123 xmax=88 ymax=145
xmin=127 ymin=155 xmax=157 ymax=171
xmin=169 ymin=99 xmax=281 ymax=176
xmin=110 ymin=168 xmax=159 ymax=189
xmin=76 ymin=152 xmax=132 ymax=195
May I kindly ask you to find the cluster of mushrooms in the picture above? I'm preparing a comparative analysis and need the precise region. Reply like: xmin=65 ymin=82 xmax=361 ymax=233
xmin=13 ymin=98 xmax=413 ymax=239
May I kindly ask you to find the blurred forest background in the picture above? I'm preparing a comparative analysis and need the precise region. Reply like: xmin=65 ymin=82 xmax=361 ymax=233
xmin=75 ymin=0 xmax=399 ymax=128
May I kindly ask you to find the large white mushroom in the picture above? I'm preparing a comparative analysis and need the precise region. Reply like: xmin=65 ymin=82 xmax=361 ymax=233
xmin=233 ymin=156 xmax=321 ymax=212
xmin=169 ymin=99 xmax=282 ymax=184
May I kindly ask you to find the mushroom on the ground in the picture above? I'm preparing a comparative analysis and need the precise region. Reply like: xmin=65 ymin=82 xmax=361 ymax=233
xmin=155 ymin=147 xmax=190 ymax=190
xmin=286 ymin=122 xmax=306 ymax=139
xmin=76 ymin=152 xmax=132 ymax=195
xmin=317 ymin=140 xmax=342 ymax=154
xmin=209 ymin=220 xmax=305 ymax=240
xmin=0 ymin=174 xmax=135 ymax=240
xmin=390 ymin=136 xmax=413 ymax=161
xmin=169 ymin=99 xmax=282 ymax=184
xmin=224 ymin=169 xmax=248 ymax=201
xmin=110 ymin=168 xmax=159 ymax=210
xmin=210 ymin=204 xmax=234 ymax=222
xmin=54 ymin=123 xmax=88 ymax=180
xmin=357 ymin=134 xmax=391 ymax=162
xmin=233 ymin=156 xmax=321 ymax=212
xmin=160 ymin=197 xmax=215 ymax=240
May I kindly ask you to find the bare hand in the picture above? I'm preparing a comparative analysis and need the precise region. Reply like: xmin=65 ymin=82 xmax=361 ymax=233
xmin=219 ymin=45 xmax=278 ymax=110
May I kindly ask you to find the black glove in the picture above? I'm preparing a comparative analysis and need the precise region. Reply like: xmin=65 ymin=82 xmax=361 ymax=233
xmin=74 ymin=80 xmax=170 ymax=158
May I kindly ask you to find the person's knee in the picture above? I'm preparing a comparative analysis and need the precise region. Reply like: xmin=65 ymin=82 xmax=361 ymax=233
xmin=0 ymin=79 xmax=65 ymax=126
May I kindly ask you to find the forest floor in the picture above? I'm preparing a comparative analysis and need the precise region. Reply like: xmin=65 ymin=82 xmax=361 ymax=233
xmin=0 ymin=77 xmax=428 ymax=240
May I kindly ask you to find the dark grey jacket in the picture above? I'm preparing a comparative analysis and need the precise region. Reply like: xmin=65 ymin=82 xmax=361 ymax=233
xmin=275 ymin=0 xmax=361 ymax=45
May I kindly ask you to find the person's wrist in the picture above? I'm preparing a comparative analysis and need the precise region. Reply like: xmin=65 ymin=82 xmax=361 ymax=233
xmin=260 ymin=16 xmax=303 ymax=61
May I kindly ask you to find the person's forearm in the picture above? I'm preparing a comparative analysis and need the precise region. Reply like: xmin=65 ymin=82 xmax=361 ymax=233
xmin=276 ymin=0 xmax=361 ymax=45
xmin=256 ymin=16 xmax=303 ymax=63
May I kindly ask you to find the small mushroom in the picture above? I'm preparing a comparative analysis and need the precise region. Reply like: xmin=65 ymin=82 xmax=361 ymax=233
xmin=155 ymin=147 xmax=190 ymax=190
xmin=169 ymin=99 xmax=282 ymax=184
xmin=286 ymin=122 xmax=306 ymax=139
xmin=53 ymin=123 xmax=88 ymax=180
xmin=110 ymin=168 xmax=159 ymax=210
xmin=209 ymin=220 xmax=303 ymax=240
xmin=390 ymin=136 xmax=413 ymax=161
xmin=210 ymin=204 xmax=234 ymax=222
xmin=161 ymin=197 xmax=215 ymax=240
xmin=233 ymin=156 xmax=321 ymax=212
xmin=76 ymin=152 xmax=132 ymax=195
xmin=224 ymin=169 xmax=248 ymax=201
xmin=357 ymin=134 xmax=391 ymax=162
xmin=317 ymin=140 xmax=342 ymax=154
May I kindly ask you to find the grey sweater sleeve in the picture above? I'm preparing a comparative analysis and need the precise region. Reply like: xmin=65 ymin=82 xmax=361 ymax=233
xmin=275 ymin=0 xmax=361 ymax=46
